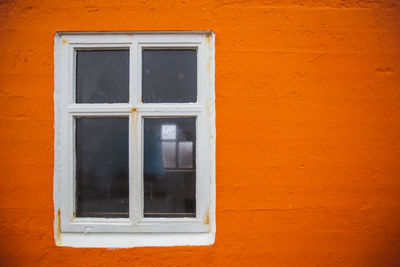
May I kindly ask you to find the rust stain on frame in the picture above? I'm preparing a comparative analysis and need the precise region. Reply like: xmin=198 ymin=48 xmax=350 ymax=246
xmin=55 ymin=209 xmax=61 ymax=246
xmin=131 ymin=107 xmax=138 ymax=158
xmin=62 ymin=39 xmax=68 ymax=44
xmin=205 ymin=34 xmax=211 ymax=74
xmin=131 ymin=108 xmax=137 ymax=130
xmin=204 ymin=207 xmax=210 ymax=225
xmin=205 ymin=33 xmax=211 ymax=45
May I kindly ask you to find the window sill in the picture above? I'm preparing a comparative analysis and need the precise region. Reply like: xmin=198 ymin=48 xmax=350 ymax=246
xmin=56 ymin=232 xmax=215 ymax=248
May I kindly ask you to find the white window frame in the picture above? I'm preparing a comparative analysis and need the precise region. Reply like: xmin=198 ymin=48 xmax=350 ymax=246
xmin=53 ymin=32 xmax=215 ymax=248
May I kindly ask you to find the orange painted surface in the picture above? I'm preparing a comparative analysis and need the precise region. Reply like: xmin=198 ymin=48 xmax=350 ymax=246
xmin=1 ymin=0 xmax=400 ymax=266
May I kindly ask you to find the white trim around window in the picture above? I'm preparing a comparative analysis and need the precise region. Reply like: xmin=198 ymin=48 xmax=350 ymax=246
xmin=53 ymin=32 xmax=215 ymax=248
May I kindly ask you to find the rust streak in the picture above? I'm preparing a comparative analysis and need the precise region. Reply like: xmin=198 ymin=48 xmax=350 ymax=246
xmin=131 ymin=108 xmax=137 ymax=131
xmin=131 ymin=108 xmax=138 ymax=157
xmin=204 ymin=208 xmax=210 ymax=225
xmin=206 ymin=34 xmax=211 ymax=73
xmin=62 ymin=39 xmax=68 ymax=44
xmin=55 ymin=209 xmax=61 ymax=246
xmin=205 ymin=33 xmax=211 ymax=45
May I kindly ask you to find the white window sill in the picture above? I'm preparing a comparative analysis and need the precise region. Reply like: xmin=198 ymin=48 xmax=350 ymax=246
xmin=57 ymin=232 xmax=215 ymax=248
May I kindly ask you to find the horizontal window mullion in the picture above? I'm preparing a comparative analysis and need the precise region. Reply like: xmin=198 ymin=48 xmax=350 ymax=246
xmin=137 ymin=104 xmax=202 ymax=112
xmin=138 ymin=111 xmax=201 ymax=117
xmin=137 ymin=105 xmax=202 ymax=115
xmin=68 ymin=112 xmax=131 ymax=117
xmin=68 ymin=104 xmax=131 ymax=114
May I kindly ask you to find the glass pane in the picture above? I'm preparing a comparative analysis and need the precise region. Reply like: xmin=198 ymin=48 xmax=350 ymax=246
xmin=144 ymin=117 xmax=196 ymax=217
xmin=76 ymin=50 xmax=129 ymax=103
xmin=142 ymin=49 xmax=197 ymax=103
xmin=162 ymin=142 xmax=176 ymax=168
xmin=75 ymin=117 xmax=129 ymax=218
xmin=178 ymin=142 xmax=193 ymax=168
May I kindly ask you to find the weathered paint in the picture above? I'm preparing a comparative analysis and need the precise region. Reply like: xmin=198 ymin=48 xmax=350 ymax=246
xmin=1 ymin=0 xmax=400 ymax=266
xmin=204 ymin=207 xmax=210 ymax=225
xmin=56 ymin=209 xmax=61 ymax=246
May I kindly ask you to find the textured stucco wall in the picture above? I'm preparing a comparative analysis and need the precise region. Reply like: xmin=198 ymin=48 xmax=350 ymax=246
xmin=1 ymin=0 xmax=400 ymax=266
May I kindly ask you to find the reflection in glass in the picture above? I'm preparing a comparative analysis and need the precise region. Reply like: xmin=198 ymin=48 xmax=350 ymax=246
xmin=75 ymin=117 xmax=129 ymax=218
xmin=142 ymin=49 xmax=197 ymax=103
xmin=162 ymin=142 xmax=176 ymax=168
xmin=178 ymin=142 xmax=193 ymax=168
xmin=144 ymin=117 xmax=196 ymax=217
xmin=161 ymin=124 xmax=177 ymax=140
xmin=76 ymin=50 xmax=129 ymax=103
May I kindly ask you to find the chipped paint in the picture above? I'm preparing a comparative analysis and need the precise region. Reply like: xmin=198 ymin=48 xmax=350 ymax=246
xmin=84 ymin=226 xmax=94 ymax=233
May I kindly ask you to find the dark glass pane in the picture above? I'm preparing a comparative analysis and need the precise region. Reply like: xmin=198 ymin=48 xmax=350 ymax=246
xmin=76 ymin=50 xmax=129 ymax=103
xmin=144 ymin=117 xmax=196 ymax=217
xmin=75 ymin=117 xmax=129 ymax=218
xmin=142 ymin=49 xmax=197 ymax=103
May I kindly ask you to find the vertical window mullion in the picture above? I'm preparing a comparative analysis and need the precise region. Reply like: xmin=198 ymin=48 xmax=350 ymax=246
xmin=131 ymin=36 xmax=141 ymax=226
xmin=132 ymin=38 xmax=140 ymax=108
xmin=130 ymin=108 xmax=142 ymax=226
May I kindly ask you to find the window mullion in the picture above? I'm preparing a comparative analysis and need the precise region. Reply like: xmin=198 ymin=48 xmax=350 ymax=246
xmin=138 ymin=104 xmax=202 ymax=112
xmin=68 ymin=104 xmax=131 ymax=114
xmin=138 ymin=108 xmax=203 ymax=117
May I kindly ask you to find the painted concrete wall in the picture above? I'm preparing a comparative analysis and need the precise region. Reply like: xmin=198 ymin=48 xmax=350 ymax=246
xmin=1 ymin=0 xmax=400 ymax=265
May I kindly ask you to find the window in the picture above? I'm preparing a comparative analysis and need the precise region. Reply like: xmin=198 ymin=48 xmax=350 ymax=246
xmin=54 ymin=32 xmax=215 ymax=248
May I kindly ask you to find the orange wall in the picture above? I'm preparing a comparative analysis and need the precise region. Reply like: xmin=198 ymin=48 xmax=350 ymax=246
xmin=1 ymin=0 xmax=400 ymax=266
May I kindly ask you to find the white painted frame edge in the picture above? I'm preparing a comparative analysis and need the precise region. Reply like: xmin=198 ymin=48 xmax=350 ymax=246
xmin=53 ymin=32 xmax=216 ymax=247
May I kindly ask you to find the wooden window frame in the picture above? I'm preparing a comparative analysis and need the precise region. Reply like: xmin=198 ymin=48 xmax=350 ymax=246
xmin=53 ymin=32 xmax=215 ymax=247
